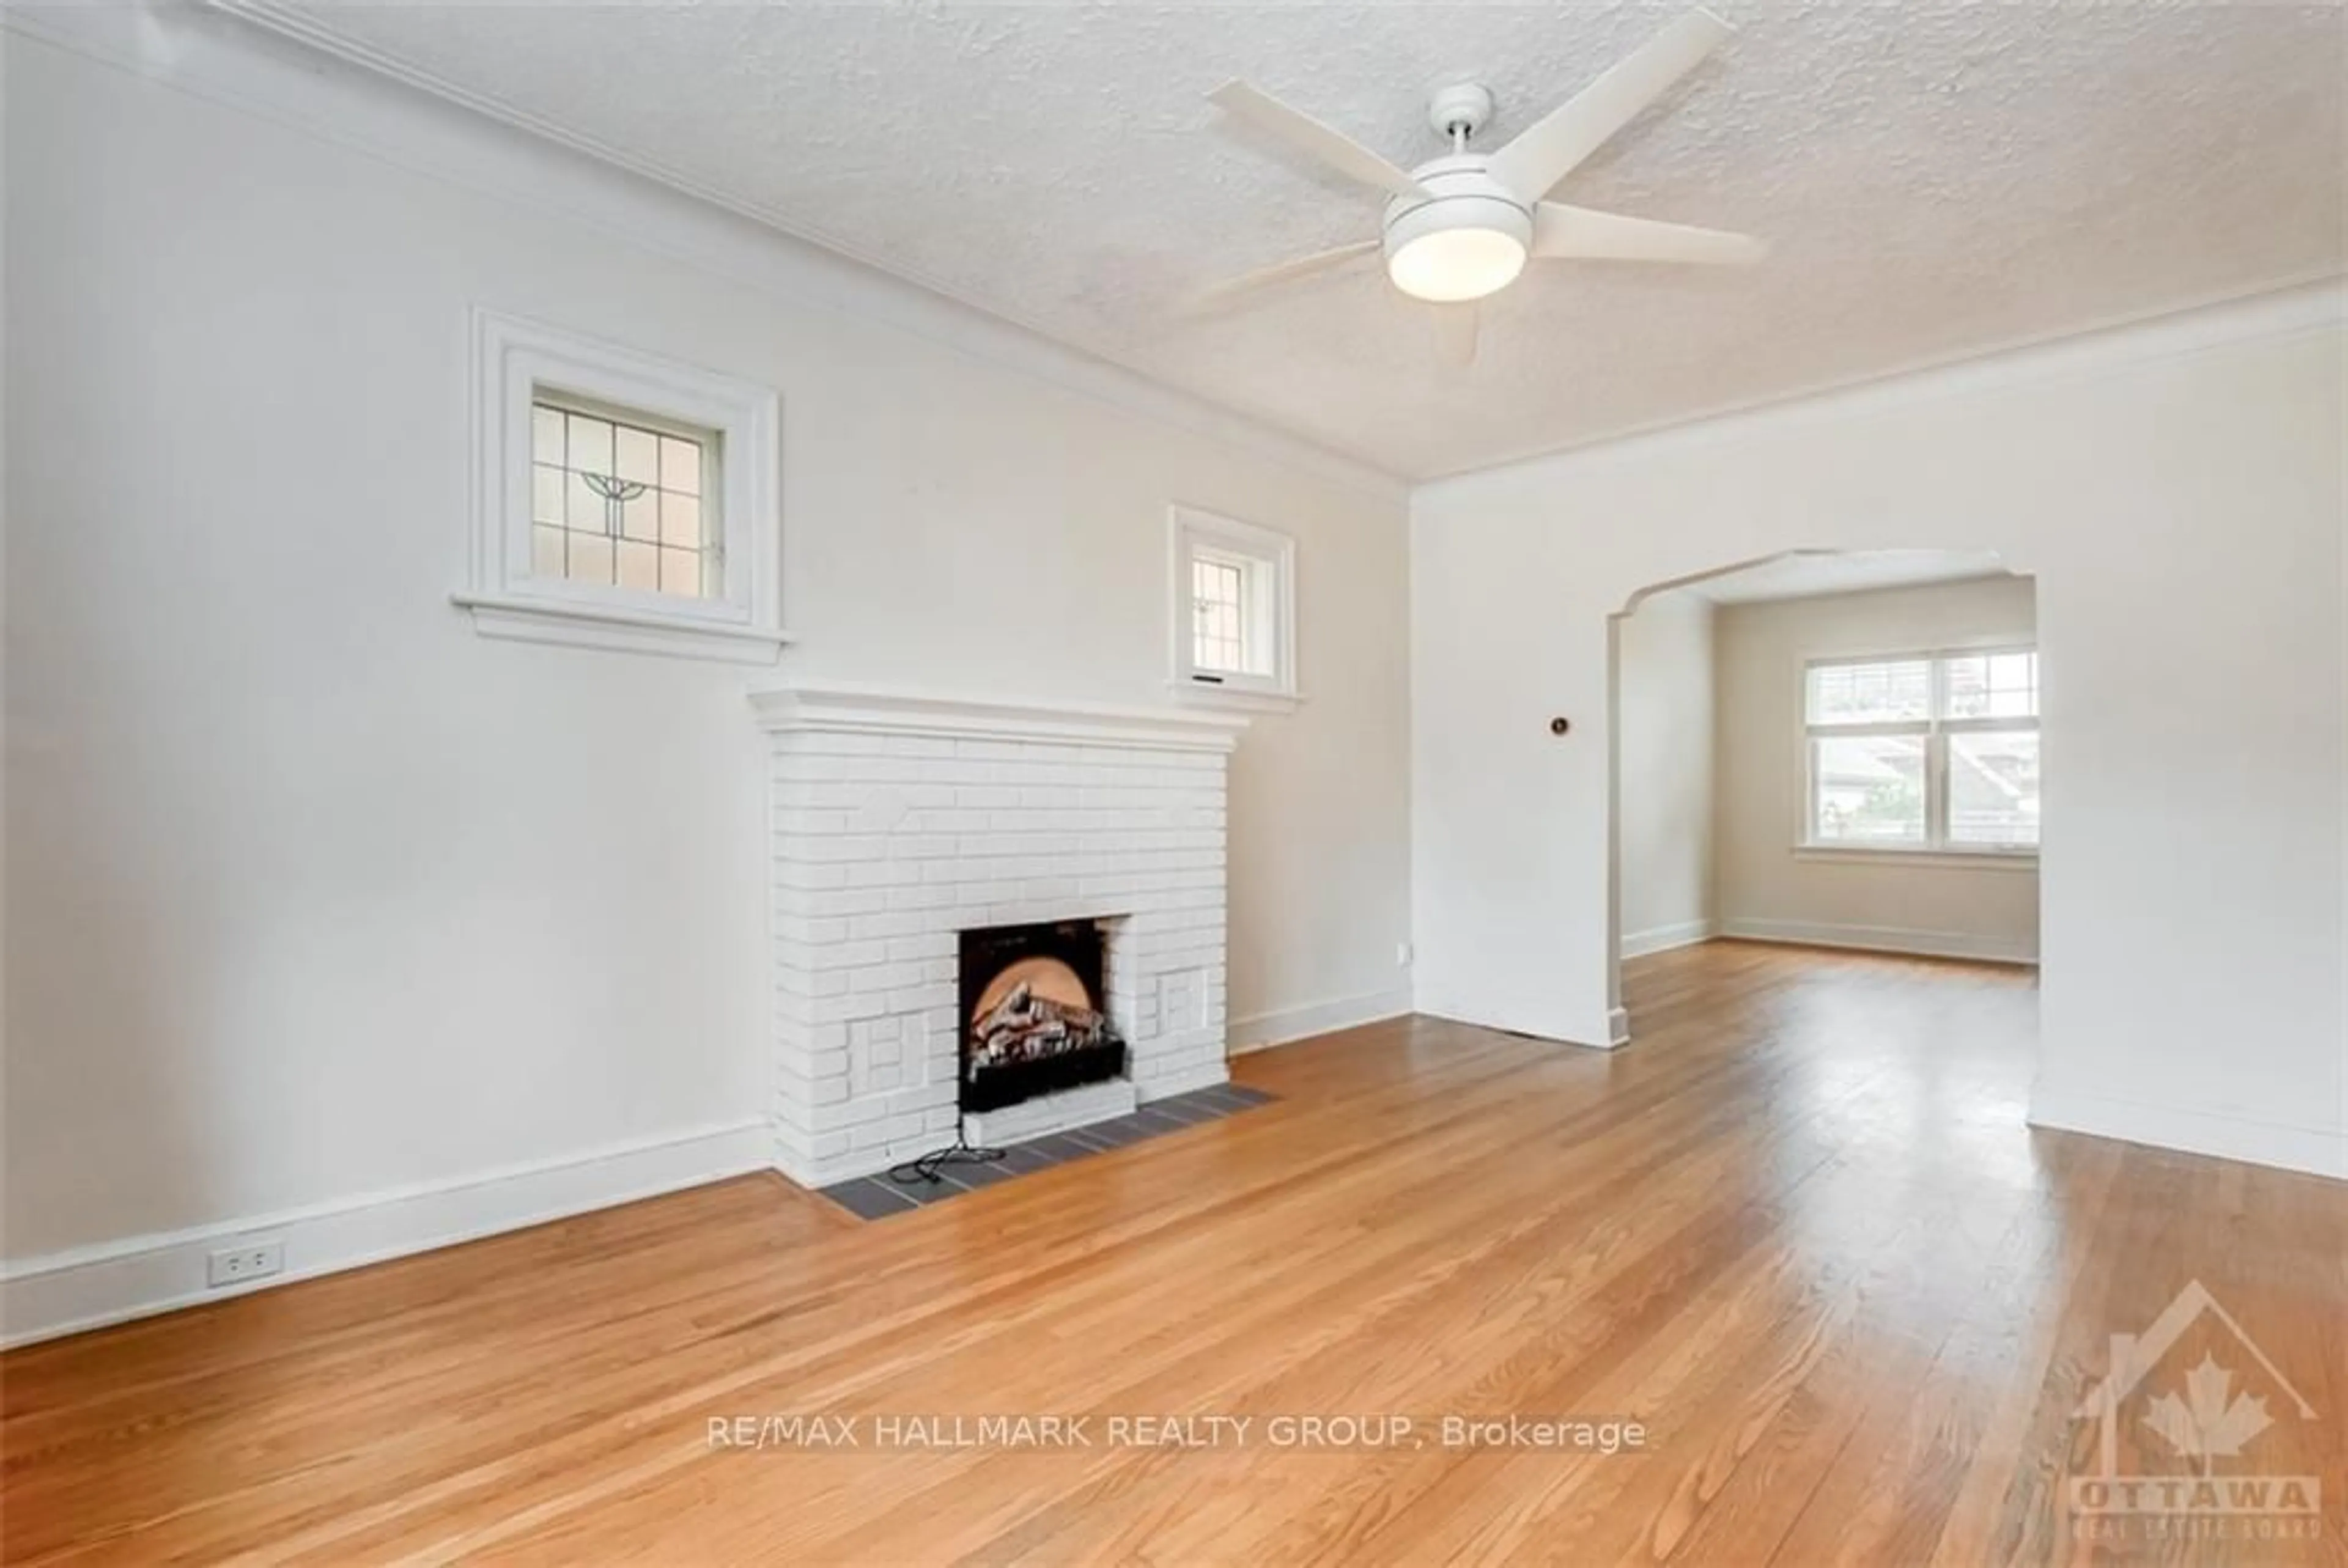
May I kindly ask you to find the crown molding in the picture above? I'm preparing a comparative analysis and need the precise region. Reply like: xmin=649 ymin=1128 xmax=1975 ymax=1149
xmin=749 ymin=681 xmax=1248 ymax=754
xmin=1424 ymin=275 xmax=2347 ymax=493
xmin=2 ymin=0 xmax=1408 ymax=504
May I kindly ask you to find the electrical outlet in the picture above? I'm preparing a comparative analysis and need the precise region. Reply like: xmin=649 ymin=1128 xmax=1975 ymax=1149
xmin=1396 ymin=940 xmax=1414 ymax=967
xmin=206 ymin=1240 xmax=284 ymax=1289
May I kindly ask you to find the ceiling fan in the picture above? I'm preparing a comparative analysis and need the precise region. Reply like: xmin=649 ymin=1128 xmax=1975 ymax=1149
xmin=1198 ymin=9 xmax=1765 ymax=351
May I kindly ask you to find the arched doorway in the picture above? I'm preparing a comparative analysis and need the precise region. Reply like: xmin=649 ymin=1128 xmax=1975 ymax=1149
xmin=1606 ymin=548 xmax=2040 ymax=1042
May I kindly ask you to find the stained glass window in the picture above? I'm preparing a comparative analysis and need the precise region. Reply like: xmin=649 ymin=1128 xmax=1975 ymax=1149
xmin=530 ymin=397 xmax=716 ymax=599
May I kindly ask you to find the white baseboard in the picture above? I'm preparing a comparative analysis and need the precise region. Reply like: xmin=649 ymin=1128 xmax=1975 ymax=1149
xmin=1716 ymin=916 xmax=2037 ymax=965
xmin=1621 ymin=919 xmax=1717 ymax=959
xmin=1408 ymin=990 xmax=1619 ymax=1051
xmin=0 ymin=1119 xmax=772 ymax=1349
xmin=2029 ymin=1088 xmax=2347 ymax=1183
xmin=1228 ymin=987 xmax=1413 ymax=1055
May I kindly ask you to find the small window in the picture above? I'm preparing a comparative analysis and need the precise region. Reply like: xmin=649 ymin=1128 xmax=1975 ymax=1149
xmin=461 ymin=311 xmax=784 ymax=664
xmin=1168 ymin=506 xmax=1297 ymax=707
xmin=1804 ymin=649 xmax=2039 ymax=854
xmin=530 ymin=395 xmax=718 ymax=600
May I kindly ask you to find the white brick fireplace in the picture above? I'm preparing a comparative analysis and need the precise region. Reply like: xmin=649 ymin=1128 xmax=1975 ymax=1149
xmin=751 ymin=683 xmax=1249 ymax=1187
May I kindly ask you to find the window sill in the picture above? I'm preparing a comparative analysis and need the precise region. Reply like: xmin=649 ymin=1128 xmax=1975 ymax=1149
xmin=452 ymin=592 xmax=791 ymax=666
xmin=1166 ymin=679 xmax=1304 ymax=715
xmin=1793 ymin=845 xmax=2039 ymax=872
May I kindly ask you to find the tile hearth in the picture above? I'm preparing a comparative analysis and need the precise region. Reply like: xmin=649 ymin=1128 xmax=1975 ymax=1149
xmin=816 ymin=1083 xmax=1276 ymax=1221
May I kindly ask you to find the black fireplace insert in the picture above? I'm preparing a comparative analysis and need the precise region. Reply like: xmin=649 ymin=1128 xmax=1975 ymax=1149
xmin=958 ymin=920 xmax=1126 ymax=1113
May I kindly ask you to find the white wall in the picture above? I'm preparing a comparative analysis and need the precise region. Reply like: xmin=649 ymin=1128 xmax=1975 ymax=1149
xmin=1613 ymin=590 xmax=1715 ymax=958
xmin=1412 ymin=285 xmax=2347 ymax=1181
xmin=1712 ymin=575 xmax=2039 ymax=963
xmin=1 ymin=17 xmax=1412 ymax=1321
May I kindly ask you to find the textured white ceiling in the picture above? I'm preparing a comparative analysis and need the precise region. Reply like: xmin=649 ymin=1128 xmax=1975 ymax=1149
xmin=253 ymin=2 xmax=2344 ymax=478
xmin=1676 ymin=548 xmax=2012 ymax=604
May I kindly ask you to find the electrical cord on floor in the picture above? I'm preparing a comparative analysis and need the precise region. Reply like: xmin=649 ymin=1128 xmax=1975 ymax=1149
xmin=887 ymin=1131 xmax=1005 ymax=1186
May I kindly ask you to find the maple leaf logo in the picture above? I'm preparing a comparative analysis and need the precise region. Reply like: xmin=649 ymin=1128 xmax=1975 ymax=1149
xmin=2141 ymin=1355 xmax=2274 ymax=1472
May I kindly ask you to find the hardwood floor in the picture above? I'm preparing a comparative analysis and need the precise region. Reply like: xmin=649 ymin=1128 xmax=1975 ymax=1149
xmin=5 ymin=941 xmax=2343 ymax=1564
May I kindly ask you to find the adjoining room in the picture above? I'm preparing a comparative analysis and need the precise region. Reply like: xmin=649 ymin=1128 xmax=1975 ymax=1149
xmin=1615 ymin=551 xmax=2040 ymax=978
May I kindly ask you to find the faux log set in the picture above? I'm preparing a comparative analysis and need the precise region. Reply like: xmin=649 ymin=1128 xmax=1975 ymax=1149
xmin=971 ymin=982 xmax=1116 ymax=1069
xmin=957 ymin=920 xmax=1128 ymax=1113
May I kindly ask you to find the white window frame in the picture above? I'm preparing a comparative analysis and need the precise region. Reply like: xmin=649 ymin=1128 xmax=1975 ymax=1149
xmin=1798 ymin=644 xmax=2040 ymax=863
xmin=457 ymin=309 xmax=786 ymax=664
xmin=1167 ymin=504 xmax=1300 ymax=711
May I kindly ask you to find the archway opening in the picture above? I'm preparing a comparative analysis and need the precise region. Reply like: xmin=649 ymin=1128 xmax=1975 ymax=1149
xmin=1606 ymin=548 xmax=2040 ymax=1051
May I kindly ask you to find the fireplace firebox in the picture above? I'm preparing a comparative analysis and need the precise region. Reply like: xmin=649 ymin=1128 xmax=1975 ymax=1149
xmin=958 ymin=920 xmax=1126 ymax=1114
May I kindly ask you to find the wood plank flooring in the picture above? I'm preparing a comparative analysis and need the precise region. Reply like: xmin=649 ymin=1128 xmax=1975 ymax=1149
xmin=5 ymin=941 xmax=2344 ymax=1564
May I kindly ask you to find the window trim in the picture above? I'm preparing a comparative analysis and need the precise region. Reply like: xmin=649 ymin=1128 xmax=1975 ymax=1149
xmin=457 ymin=309 xmax=787 ymax=664
xmin=1798 ymin=643 xmax=2040 ymax=861
xmin=1167 ymin=504 xmax=1301 ymax=711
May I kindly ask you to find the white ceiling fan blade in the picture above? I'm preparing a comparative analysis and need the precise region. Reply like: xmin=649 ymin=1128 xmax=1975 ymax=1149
xmin=1208 ymin=81 xmax=1429 ymax=199
xmin=1533 ymin=202 xmax=1767 ymax=265
xmin=1192 ymin=239 xmax=1381 ymax=307
xmin=1430 ymin=302 xmax=1480 ymax=368
xmin=1486 ymin=10 xmax=1732 ymax=203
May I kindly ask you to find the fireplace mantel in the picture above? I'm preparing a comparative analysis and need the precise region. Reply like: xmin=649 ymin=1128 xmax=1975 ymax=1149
xmin=748 ymin=680 xmax=1249 ymax=753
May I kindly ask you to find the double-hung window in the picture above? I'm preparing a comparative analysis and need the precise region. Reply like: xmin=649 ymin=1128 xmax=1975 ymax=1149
xmin=1803 ymin=649 xmax=2039 ymax=854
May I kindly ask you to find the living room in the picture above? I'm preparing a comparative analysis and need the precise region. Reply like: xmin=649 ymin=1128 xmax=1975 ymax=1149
xmin=4 ymin=3 xmax=2342 ymax=1559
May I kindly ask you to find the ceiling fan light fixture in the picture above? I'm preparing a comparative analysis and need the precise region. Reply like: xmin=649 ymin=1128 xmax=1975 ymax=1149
xmin=1383 ymin=194 xmax=1532 ymax=303
xmin=1198 ymin=12 xmax=1762 ymax=320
